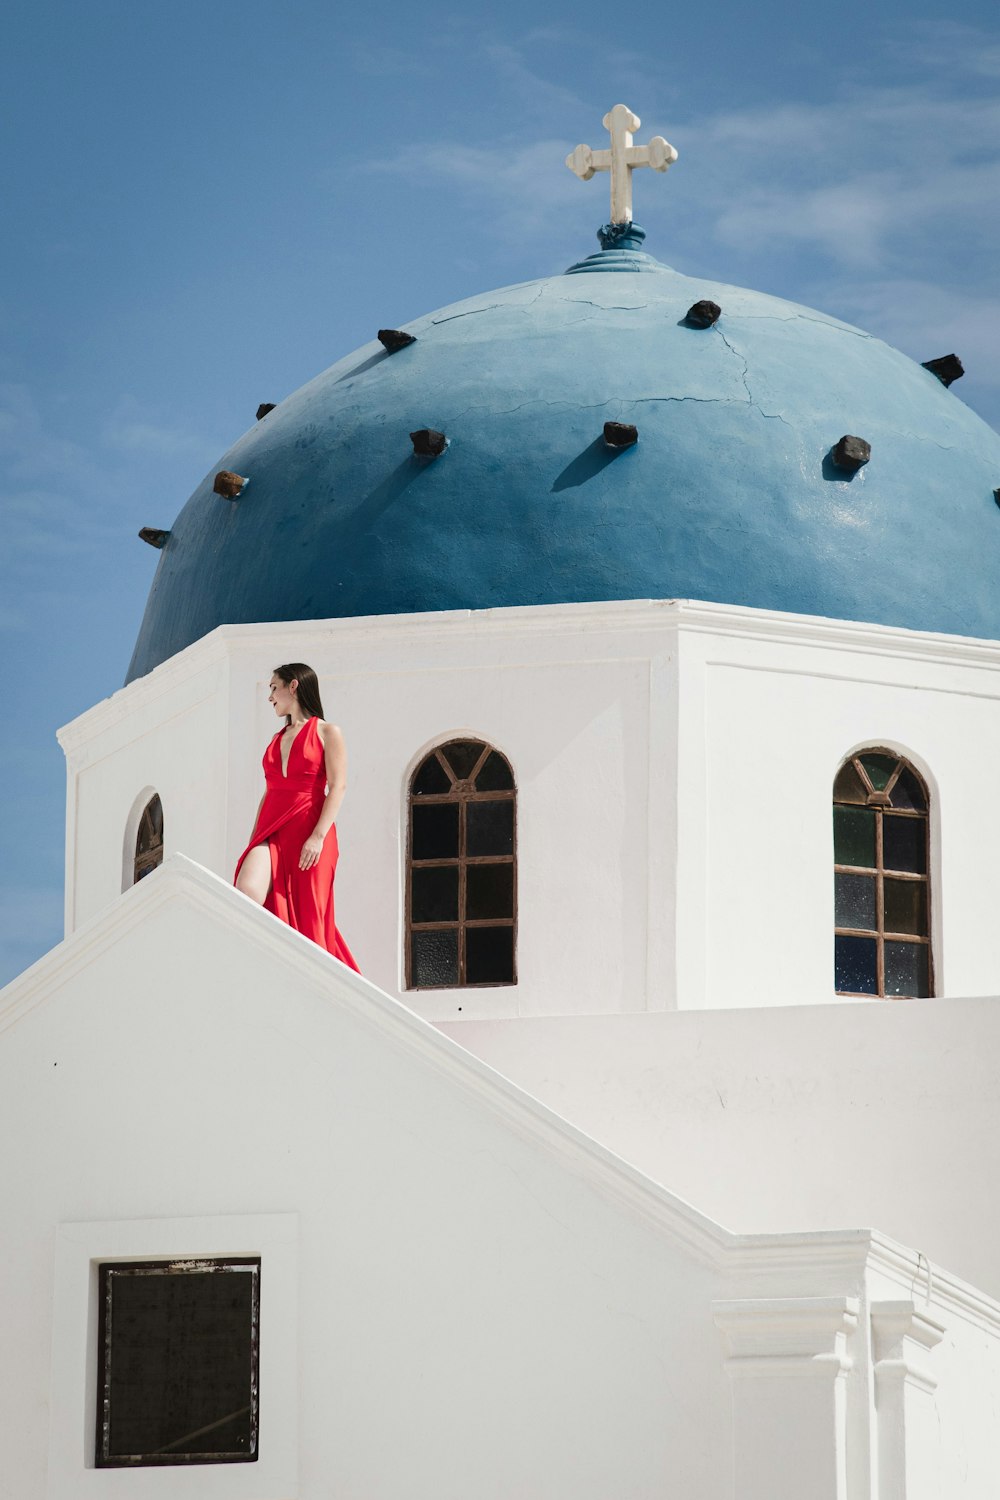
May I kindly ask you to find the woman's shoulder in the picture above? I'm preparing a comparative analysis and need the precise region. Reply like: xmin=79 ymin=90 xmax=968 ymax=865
xmin=314 ymin=719 xmax=344 ymax=741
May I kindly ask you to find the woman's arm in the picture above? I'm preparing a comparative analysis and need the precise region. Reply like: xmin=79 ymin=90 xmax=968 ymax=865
xmin=300 ymin=722 xmax=347 ymax=870
xmin=249 ymin=793 xmax=265 ymax=840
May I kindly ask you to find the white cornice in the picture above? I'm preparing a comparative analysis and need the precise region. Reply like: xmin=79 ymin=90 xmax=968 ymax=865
xmin=57 ymin=597 xmax=1000 ymax=753
xmin=56 ymin=632 xmax=232 ymax=754
xmin=6 ymin=853 xmax=1000 ymax=1345
xmin=713 ymin=1295 xmax=859 ymax=1377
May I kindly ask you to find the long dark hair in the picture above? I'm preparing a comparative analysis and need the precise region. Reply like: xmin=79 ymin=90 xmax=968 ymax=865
xmin=273 ymin=662 xmax=325 ymax=725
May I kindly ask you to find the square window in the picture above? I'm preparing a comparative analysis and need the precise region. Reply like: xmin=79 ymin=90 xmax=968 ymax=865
xmin=96 ymin=1258 xmax=260 ymax=1467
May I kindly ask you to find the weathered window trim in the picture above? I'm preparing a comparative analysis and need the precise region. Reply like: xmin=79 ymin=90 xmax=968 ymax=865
xmin=95 ymin=1257 xmax=260 ymax=1469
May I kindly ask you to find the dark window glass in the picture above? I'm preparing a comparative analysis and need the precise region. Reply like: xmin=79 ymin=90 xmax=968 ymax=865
xmin=411 ymin=929 xmax=459 ymax=987
xmin=833 ymin=806 xmax=875 ymax=868
xmin=411 ymin=866 xmax=459 ymax=923
xmin=833 ymin=761 xmax=867 ymax=804
xmin=147 ymin=797 xmax=164 ymax=840
xmin=834 ymin=872 xmax=877 ymax=932
xmin=883 ymin=815 xmax=926 ymax=874
xmin=888 ymin=767 xmax=926 ymax=812
xmin=466 ymin=926 xmax=515 ymax=985
xmin=474 ymin=751 xmax=515 ymax=792
xmin=411 ymin=803 xmax=460 ymax=860
xmin=883 ymin=878 xmax=926 ymax=936
xmin=442 ymin=740 xmax=485 ymax=780
xmin=96 ymin=1259 xmax=259 ymax=1468
xmin=466 ymin=863 xmax=514 ymax=920
xmin=885 ymin=941 xmax=929 ymax=998
xmin=859 ymin=752 xmax=897 ymax=791
xmin=411 ymin=755 xmax=451 ymax=796
xmin=133 ymin=794 xmax=164 ymax=884
xmin=467 ymin=799 xmax=514 ymax=856
xmin=835 ymin=935 xmax=878 ymax=995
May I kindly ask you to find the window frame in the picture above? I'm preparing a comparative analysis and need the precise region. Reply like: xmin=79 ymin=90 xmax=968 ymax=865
xmin=95 ymin=1256 xmax=261 ymax=1469
xmin=833 ymin=749 xmax=934 ymax=999
xmin=405 ymin=740 xmax=517 ymax=990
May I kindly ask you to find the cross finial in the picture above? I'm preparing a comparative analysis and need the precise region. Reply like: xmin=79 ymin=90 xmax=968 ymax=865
xmin=566 ymin=104 xmax=678 ymax=225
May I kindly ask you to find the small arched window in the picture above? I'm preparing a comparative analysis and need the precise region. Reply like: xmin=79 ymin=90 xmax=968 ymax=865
xmin=833 ymin=750 xmax=932 ymax=998
xmin=406 ymin=739 xmax=516 ymax=990
xmin=133 ymin=794 xmax=164 ymax=884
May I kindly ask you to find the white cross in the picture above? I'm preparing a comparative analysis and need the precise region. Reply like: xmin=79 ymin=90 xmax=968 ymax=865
xmin=566 ymin=104 xmax=678 ymax=225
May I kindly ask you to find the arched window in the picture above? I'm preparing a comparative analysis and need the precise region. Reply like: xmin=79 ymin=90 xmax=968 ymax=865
xmin=133 ymin=794 xmax=164 ymax=884
xmin=833 ymin=751 xmax=932 ymax=998
xmin=406 ymin=739 xmax=516 ymax=990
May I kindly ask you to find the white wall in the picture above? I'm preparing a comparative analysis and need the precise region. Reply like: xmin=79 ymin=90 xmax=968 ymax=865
xmin=440 ymin=995 xmax=1000 ymax=1300
xmin=5 ymin=863 xmax=1000 ymax=1499
xmin=58 ymin=599 xmax=1000 ymax=1018
xmin=62 ymin=646 xmax=231 ymax=933
xmin=0 ymin=864 xmax=732 ymax=1500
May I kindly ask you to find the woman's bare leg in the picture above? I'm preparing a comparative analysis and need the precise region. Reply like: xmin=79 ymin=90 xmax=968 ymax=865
xmin=235 ymin=844 xmax=272 ymax=905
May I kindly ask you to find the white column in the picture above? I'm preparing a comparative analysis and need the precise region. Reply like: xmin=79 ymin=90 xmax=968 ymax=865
xmin=871 ymin=1301 xmax=945 ymax=1500
xmin=713 ymin=1297 xmax=859 ymax=1500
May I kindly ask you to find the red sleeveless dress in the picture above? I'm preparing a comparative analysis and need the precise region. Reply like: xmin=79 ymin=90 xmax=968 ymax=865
xmin=234 ymin=717 xmax=360 ymax=971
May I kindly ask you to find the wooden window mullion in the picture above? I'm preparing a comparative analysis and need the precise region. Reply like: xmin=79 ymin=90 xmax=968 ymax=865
xmin=458 ymin=798 xmax=468 ymax=986
xmin=875 ymin=807 xmax=885 ymax=997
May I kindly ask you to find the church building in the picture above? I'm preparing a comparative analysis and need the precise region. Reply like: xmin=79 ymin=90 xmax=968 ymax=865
xmin=4 ymin=104 xmax=1000 ymax=1498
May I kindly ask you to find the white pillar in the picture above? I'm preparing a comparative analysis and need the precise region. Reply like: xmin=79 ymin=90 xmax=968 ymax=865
xmin=713 ymin=1297 xmax=859 ymax=1500
xmin=871 ymin=1301 xmax=945 ymax=1500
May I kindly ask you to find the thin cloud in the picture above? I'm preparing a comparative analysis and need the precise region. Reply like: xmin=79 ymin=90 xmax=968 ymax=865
xmin=101 ymin=394 xmax=215 ymax=461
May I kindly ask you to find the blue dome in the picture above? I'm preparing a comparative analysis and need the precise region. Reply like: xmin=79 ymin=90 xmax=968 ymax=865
xmin=127 ymin=229 xmax=1000 ymax=681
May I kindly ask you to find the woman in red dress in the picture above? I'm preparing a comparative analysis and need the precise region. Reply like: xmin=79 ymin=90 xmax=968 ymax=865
xmin=234 ymin=663 xmax=360 ymax=971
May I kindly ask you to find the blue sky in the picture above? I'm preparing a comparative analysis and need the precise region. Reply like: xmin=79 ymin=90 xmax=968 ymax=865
xmin=2 ymin=0 xmax=999 ymax=984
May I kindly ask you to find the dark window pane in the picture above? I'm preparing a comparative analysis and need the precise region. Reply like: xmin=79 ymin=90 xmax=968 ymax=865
xmin=146 ymin=795 xmax=164 ymax=842
xmin=466 ymin=926 xmax=515 ymax=984
xmin=411 ymin=755 xmax=451 ymax=796
xmin=134 ymin=795 xmax=164 ymax=886
xmin=467 ymin=863 xmax=514 ymax=919
xmin=883 ymin=814 xmax=926 ymax=874
xmin=833 ymin=807 xmax=875 ymax=868
xmin=411 ymin=802 xmax=459 ymax=860
xmin=474 ymin=750 xmax=514 ymax=792
xmin=835 ymin=935 xmax=878 ymax=994
xmin=884 ymin=878 xmax=927 ymax=936
xmin=885 ymin=941 xmax=929 ymax=998
xmin=859 ymin=752 xmax=898 ymax=791
xmin=98 ymin=1261 xmax=258 ymax=1466
xmin=467 ymin=799 xmax=514 ymax=856
xmin=834 ymin=872 xmax=876 ymax=931
xmin=889 ymin=767 xmax=926 ymax=812
xmin=411 ymin=865 xmax=459 ymax=923
xmin=441 ymin=740 xmax=485 ymax=780
xmin=411 ymin=929 xmax=458 ymax=987
xmin=833 ymin=762 xmax=867 ymax=805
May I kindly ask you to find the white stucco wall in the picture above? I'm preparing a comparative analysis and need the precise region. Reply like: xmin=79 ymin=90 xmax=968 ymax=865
xmin=4 ymin=861 xmax=1000 ymax=1499
xmin=0 ymin=863 xmax=728 ymax=1499
xmin=440 ymin=996 xmax=1000 ymax=1300
xmin=58 ymin=598 xmax=1000 ymax=1018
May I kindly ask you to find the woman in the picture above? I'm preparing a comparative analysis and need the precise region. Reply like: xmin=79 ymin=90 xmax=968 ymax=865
xmin=234 ymin=663 xmax=360 ymax=971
